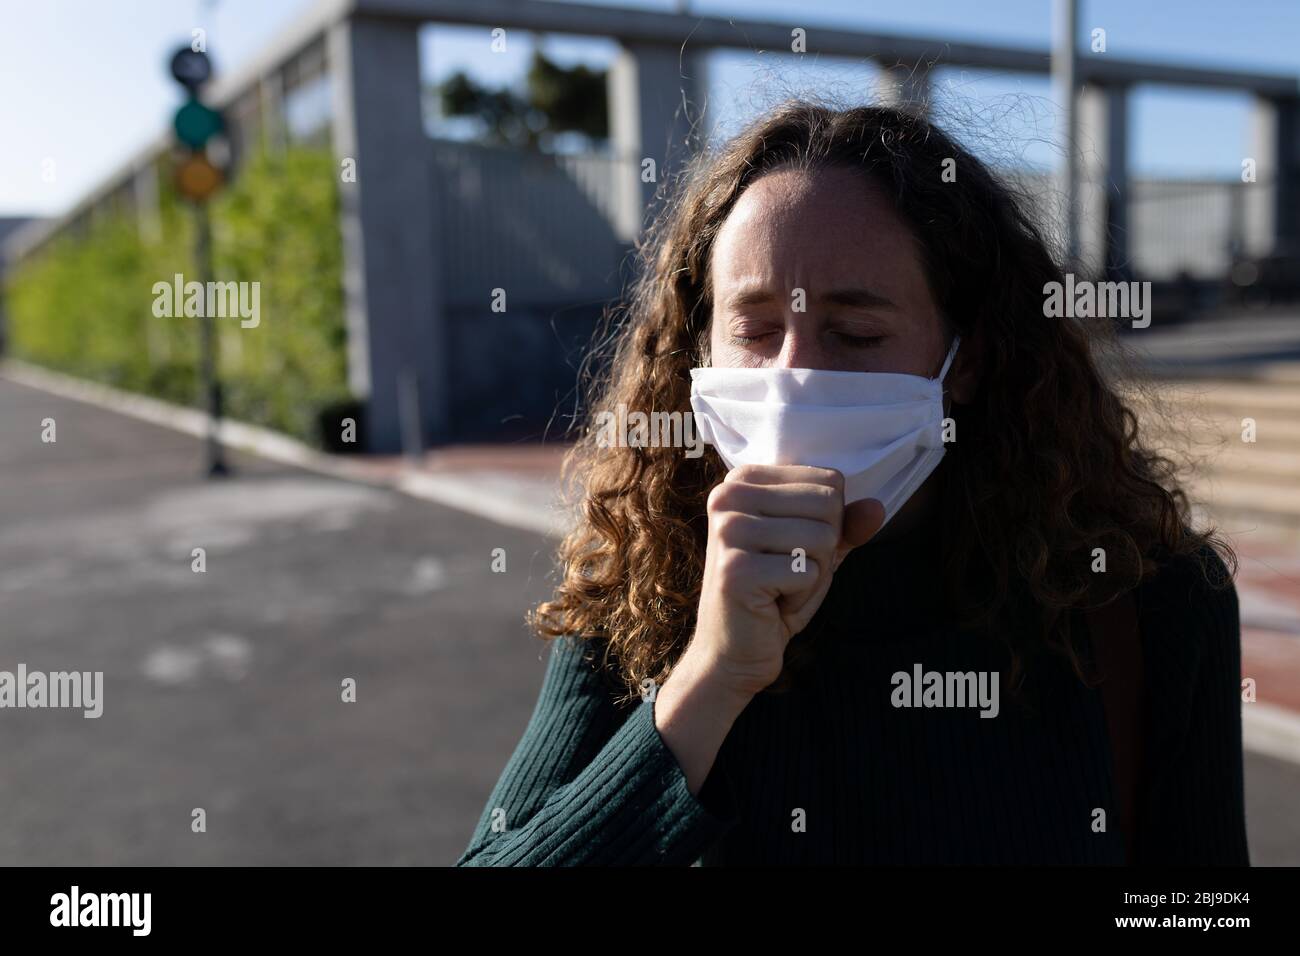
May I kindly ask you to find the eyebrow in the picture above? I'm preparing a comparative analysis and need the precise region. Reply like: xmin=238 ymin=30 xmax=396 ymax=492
xmin=725 ymin=285 xmax=898 ymax=310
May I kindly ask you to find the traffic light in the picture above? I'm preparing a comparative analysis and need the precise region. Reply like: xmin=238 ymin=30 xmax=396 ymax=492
xmin=169 ymin=46 xmax=227 ymax=203
xmin=173 ymin=98 xmax=224 ymax=149
xmin=173 ymin=152 xmax=224 ymax=202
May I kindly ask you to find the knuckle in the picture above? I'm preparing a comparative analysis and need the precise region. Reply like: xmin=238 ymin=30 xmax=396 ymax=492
xmin=712 ymin=510 xmax=745 ymax=542
xmin=801 ymin=483 xmax=839 ymax=521
xmin=813 ymin=482 xmax=839 ymax=507
xmin=820 ymin=467 xmax=846 ymax=491
xmin=707 ymin=481 xmax=736 ymax=513
xmin=714 ymin=549 xmax=751 ymax=589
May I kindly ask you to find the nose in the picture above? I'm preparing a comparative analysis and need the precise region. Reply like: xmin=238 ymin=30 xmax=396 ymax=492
xmin=774 ymin=329 xmax=825 ymax=370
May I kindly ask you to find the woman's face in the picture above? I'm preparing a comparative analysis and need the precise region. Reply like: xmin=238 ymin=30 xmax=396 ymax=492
xmin=708 ymin=165 xmax=950 ymax=379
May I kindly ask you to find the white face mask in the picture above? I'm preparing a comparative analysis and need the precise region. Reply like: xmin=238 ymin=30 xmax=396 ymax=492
xmin=689 ymin=336 xmax=961 ymax=529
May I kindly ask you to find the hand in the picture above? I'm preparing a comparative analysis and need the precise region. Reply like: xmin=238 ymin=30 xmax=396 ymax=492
xmin=690 ymin=464 xmax=885 ymax=699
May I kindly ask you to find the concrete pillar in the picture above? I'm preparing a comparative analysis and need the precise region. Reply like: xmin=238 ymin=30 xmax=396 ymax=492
xmin=874 ymin=63 xmax=932 ymax=113
xmin=259 ymin=71 xmax=287 ymax=153
xmin=607 ymin=42 xmax=706 ymax=241
xmin=133 ymin=160 xmax=162 ymax=245
xmin=1248 ymin=95 xmax=1300 ymax=258
xmin=328 ymin=15 xmax=445 ymax=453
xmin=1052 ymin=0 xmax=1081 ymax=266
xmin=1077 ymin=83 xmax=1130 ymax=280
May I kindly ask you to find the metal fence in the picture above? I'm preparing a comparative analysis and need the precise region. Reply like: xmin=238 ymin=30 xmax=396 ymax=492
xmin=1001 ymin=169 xmax=1276 ymax=281
xmin=429 ymin=140 xmax=640 ymax=309
xmin=430 ymin=148 xmax=1277 ymax=303
xmin=1128 ymin=178 xmax=1277 ymax=279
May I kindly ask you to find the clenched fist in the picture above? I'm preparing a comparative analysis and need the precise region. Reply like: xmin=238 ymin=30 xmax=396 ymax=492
xmin=691 ymin=464 xmax=885 ymax=699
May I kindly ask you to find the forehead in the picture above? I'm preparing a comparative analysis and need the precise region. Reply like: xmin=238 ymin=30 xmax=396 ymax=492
xmin=709 ymin=165 xmax=926 ymax=294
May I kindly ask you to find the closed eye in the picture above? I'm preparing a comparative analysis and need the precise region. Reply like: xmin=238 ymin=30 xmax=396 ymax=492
xmin=833 ymin=333 xmax=885 ymax=348
xmin=730 ymin=331 xmax=779 ymax=346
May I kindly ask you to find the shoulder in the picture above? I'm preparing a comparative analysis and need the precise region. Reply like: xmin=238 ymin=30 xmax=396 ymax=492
xmin=1127 ymin=543 xmax=1250 ymax=864
xmin=1133 ymin=541 xmax=1240 ymax=709
xmin=1136 ymin=541 xmax=1238 ymax=640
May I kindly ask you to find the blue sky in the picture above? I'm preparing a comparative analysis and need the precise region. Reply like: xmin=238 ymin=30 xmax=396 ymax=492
xmin=2 ymin=0 xmax=1297 ymax=216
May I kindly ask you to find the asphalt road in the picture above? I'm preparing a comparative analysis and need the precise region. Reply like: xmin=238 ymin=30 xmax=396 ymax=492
xmin=0 ymin=377 xmax=558 ymax=864
xmin=1 ymin=376 xmax=1297 ymax=865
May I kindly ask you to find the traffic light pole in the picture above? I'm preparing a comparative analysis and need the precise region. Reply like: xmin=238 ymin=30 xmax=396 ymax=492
xmin=170 ymin=43 xmax=228 ymax=478
xmin=194 ymin=202 xmax=228 ymax=477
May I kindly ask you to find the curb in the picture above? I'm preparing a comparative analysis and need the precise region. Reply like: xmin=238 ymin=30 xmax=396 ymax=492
xmin=1242 ymin=703 xmax=1300 ymax=766
xmin=0 ymin=359 xmax=571 ymax=538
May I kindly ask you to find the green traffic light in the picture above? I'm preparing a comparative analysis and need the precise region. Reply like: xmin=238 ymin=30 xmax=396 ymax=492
xmin=174 ymin=98 xmax=224 ymax=149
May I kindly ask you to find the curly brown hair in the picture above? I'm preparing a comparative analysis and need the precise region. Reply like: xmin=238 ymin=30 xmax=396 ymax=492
xmin=531 ymin=99 xmax=1236 ymax=707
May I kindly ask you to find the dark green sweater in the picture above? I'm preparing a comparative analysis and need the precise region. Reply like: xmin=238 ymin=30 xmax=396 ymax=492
xmin=456 ymin=508 xmax=1249 ymax=866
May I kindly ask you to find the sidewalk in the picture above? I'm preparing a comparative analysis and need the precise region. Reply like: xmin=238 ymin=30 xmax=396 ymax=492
xmin=349 ymin=443 xmax=573 ymax=537
xmin=1236 ymin=543 xmax=1300 ymax=715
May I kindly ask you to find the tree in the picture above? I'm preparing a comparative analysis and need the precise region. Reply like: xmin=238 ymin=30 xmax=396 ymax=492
xmin=437 ymin=51 xmax=608 ymax=149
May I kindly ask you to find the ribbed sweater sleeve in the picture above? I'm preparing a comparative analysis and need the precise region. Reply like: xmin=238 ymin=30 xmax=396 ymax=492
xmin=1137 ymin=546 xmax=1250 ymax=865
xmin=455 ymin=636 xmax=741 ymax=866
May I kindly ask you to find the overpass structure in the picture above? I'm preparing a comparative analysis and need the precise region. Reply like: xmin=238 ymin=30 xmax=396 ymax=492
xmin=6 ymin=0 xmax=1299 ymax=451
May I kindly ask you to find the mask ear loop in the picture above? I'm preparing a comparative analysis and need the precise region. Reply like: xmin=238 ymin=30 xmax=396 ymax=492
xmin=936 ymin=334 xmax=962 ymax=383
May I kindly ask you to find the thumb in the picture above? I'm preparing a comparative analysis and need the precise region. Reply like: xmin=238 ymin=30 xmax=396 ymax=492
xmin=833 ymin=498 xmax=885 ymax=570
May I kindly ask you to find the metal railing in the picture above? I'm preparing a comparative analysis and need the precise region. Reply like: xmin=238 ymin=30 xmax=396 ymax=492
xmin=429 ymin=140 xmax=640 ymax=308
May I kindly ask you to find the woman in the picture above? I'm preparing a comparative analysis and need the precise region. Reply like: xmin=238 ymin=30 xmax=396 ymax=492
xmin=456 ymin=101 xmax=1248 ymax=866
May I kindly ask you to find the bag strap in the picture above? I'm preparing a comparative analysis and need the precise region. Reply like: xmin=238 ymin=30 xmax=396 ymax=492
xmin=1084 ymin=589 xmax=1145 ymax=864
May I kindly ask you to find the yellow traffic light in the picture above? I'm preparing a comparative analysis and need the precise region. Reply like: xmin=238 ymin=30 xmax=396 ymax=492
xmin=174 ymin=153 xmax=224 ymax=202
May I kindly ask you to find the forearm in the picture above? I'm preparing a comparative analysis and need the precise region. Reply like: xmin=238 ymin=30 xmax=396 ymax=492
xmin=653 ymin=642 xmax=754 ymax=796
xmin=457 ymin=638 xmax=741 ymax=866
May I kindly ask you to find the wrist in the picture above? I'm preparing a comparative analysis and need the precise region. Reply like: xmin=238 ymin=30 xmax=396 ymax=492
xmin=672 ymin=641 xmax=758 ymax=714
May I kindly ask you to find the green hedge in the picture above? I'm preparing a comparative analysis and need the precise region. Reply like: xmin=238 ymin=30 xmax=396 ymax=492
xmin=5 ymin=145 xmax=350 ymax=447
